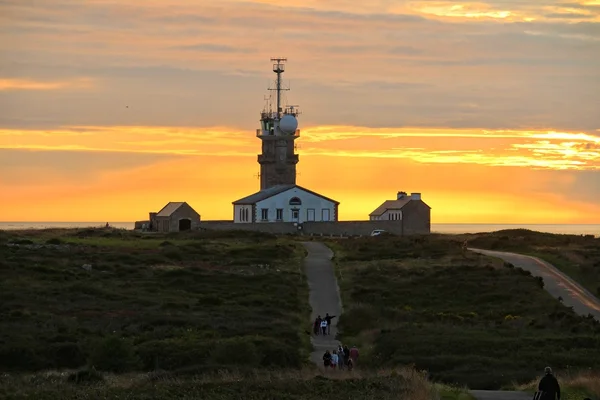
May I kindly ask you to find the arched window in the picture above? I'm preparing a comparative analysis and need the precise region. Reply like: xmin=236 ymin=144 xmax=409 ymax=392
xmin=289 ymin=197 xmax=302 ymax=206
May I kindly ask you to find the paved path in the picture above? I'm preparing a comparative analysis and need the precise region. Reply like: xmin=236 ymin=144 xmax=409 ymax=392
xmin=302 ymin=242 xmax=343 ymax=366
xmin=469 ymin=390 xmax=531 ymax=400
xmin=469 ymin=248 xmax=600 ymax=321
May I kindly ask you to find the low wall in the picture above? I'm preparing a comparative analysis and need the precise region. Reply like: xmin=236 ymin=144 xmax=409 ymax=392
xmin=199 ymin=220 xmax=429 ymax=236
xmin=200 ymin=221 xmax=299 ymax=234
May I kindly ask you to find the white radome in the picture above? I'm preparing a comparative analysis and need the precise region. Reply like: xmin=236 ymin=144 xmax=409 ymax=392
xmin=279 ymin=114 xmax=298 ymax=134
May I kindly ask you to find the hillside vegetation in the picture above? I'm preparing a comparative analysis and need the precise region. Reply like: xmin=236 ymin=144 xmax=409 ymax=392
xmin=0 ymin=228 xmax=310 ymax=374
xmin=466 ymin=229 xmax=600 ymax=296
xmin=330 ymin=234 xmax=600 ymax=390
xmin=1 ymin=367 xmax=471 ymax=400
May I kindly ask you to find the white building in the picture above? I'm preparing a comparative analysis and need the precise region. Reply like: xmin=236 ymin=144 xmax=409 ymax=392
xmin=232 ymin=184 xmax=339 ymax=223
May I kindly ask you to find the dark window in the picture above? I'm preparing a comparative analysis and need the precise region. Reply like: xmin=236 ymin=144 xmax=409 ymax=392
xmin=276 ymin=209 xmax=283 ymax=220
xmin=292 ymin=210 xmax=299 ymax=220
xmin=261 ymin=208 xmax=269 ymax=221
xmin=289 ymin=197 xmax=302 ymax=206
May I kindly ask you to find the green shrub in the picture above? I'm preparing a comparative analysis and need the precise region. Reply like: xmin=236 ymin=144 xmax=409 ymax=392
xmin=136 ymin=338 xmax=212 ymax=370
xmin=210 ymin=337 xmax=260 ymax=366
xmin=90 ymin=336 xmax=140 ymax=372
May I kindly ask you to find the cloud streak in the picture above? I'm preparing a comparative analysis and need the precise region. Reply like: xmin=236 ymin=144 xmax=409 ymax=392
xmin=1 ymin=125 xmax=598 ymax=170
xmin=0 ymin=77 xmax=93 ymax=91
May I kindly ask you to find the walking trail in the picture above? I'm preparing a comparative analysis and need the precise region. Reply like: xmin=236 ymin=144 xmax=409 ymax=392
xmin=302 ymin=241 xmax=343 ymax=365
xmin=469 ymin=248 xmax=600 ymax=321
xmin=300 ymin=243 xmax=596 ymax=399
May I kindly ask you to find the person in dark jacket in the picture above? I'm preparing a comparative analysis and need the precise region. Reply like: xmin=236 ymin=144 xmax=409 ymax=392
xmin=538 ymin=367 xmax=560 ymax=400
xmin=322 ymin=350 xmax=332 ymax=368
xmin=324 ymin=313 xmax=336 ymax=335
xmin=313 ymin=316 xmax=322 ymax=335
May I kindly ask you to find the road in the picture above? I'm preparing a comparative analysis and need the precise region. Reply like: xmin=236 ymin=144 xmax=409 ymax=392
xmin=469 ymin=248 xmax=600 ymax=321
xmin=302 ymin=241 xmax=343 ymax=365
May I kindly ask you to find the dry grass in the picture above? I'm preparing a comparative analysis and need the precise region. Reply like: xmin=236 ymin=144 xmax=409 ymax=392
xmin=0 ymin=367 xmax=470 ymax=400
xmin=512 ymin=371 xmax=600 ymax=399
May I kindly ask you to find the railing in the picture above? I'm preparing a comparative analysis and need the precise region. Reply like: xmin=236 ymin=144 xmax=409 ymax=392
xmin=256 ymin=129 xmax=301 ymax=137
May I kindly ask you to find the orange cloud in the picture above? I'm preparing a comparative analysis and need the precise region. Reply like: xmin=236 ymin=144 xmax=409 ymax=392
xmin=2 ymin=125 xmax=598 ymax=170
xmin=0 ymin=78 xmax=93 ymax=91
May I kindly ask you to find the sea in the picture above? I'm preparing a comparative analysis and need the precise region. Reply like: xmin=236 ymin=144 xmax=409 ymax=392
xmin=0 ymin=222 xmax=599 ymax=236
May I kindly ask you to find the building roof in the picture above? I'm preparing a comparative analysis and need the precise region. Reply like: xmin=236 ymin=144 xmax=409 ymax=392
xmin=369 ymin=199 xmax=412 ymax=217
xmin=232 ymin=184 xmax=340 ymax=205
xmin=156 ymin=202 xmax=186 ymax=217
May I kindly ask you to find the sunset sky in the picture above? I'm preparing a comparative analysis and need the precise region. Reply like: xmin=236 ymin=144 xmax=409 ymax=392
xmin=1 ymin=0 xmax=599 ymax=223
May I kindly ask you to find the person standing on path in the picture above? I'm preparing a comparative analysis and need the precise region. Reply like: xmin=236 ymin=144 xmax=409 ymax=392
xmin=331 ymin=350 xmax=339 ymax=369
xmin=349 ymin=345 xmax=359 ymax=365
xmin=538 ymin=367 xmax=561 ymax=400
xmin=322 ymin=350 xmax=332 ymax=369
xmin=320 ymin=319 xmax=328 ymax=335
xmin=313 ymin=316 xmax=322 ymax=335
xmin=324 ymin=313 xmax=336 ymax=335
xmin=337 ymin=345 xmax=345 ymax=370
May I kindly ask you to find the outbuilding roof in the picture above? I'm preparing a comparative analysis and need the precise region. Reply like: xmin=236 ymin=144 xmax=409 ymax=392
xmin=369 ymin=199 xmax=412 ymax=217
xmin=156 ymin=202 xmax=186 ymax=217
xmin=232 ymin=184 xmax=340 ymax=205
xmin=369 ymin=197 xmax=431 ymax=217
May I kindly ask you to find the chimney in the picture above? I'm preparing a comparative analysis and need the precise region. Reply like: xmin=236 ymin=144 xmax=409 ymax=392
xmin=397 ymin=191 xmax=407 ymax=200
xmin=410 ymin=193 xmax=421 ymax=200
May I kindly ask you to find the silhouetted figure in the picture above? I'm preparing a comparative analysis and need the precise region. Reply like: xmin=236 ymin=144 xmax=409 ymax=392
xmin=538 ymin=367 xmax=561 ymax=400
xmin=324 ymin=313 xmax=336 ymax=335
xmin=349 ymin=345 xmax=359 ymax=365
xmin=313 ymin=315 xmax=322 ymax=335
xmin=343 ymin=345 xmax=350 ymax=367
xmin=322 ymin=350 xmax=331 ymax=368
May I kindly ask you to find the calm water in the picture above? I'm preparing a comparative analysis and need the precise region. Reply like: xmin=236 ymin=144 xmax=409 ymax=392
xmin=0 ymin=222 xmax=599 ymax=236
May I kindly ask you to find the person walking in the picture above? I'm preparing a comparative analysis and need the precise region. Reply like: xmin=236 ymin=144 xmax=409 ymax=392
xmin=331 ymin=350 xmax=339 ymax=370
xmin=313 ymin=316 xmax=322 ymax=336
xmin=320 ymin=319 xmax=327 ymax=335
xmin=538 ymin=367 xmax=561 ymax=400
xmin=343 ymin=345 xmax=350 ymax=369
xmin=322 ymin=350 xmax=332 ymax=369
xmin=349 ymin=345 xmax=359 ymax=365
xmin=324 ymin=313 xmax=336 ymax=335
xmin=337 ymin=345 xmax=345 ymax=370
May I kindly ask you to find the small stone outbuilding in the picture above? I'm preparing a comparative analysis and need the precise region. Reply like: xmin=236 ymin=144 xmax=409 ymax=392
xmin=149 ymin=202 xmax=201 ymax=232
xmin=369 ymin=191 xmax=431 ymax=234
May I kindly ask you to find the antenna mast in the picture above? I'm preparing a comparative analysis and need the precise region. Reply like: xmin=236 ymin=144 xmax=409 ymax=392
xmin=269 ymin=57 xmax=288 ymax=120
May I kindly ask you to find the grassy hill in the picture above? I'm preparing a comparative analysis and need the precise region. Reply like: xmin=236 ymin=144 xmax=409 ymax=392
xmin=465 ymin=229 xmax=600 ymax=296
xmin=329 ymin=234 xmax=600 ymax=390
xmin=0 ymin=228 xmax=310 ymax=374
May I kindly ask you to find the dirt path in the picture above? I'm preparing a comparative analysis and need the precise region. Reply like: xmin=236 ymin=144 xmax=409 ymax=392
xmin=302 ymin=241 xmax=342 ymax=366
xmin=469 ymin=248 xmax=600 ymax=321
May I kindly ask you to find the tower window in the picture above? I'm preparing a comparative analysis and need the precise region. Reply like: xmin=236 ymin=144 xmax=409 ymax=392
xmin=289 ymin=197 xmax=302 ymax=206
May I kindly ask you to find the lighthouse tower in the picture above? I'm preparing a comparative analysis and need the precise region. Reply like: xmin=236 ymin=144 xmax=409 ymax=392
xmin=256 ymin=58 xmax=300 ymax=190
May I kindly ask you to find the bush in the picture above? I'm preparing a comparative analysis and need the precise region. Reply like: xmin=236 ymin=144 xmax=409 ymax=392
xmin=90 ymin=336 xmax=140 ymax=372
xmin=209 ymin=338 xmax=260 ymax=367
xmin=67 ymin=367 xmax=104 ymax=384
xmin=136 ymin=338 xmax=212 ymax=370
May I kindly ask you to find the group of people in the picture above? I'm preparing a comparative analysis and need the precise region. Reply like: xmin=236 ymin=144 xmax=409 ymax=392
xmin=322 ymin=344 xmax=359 ymax=371
xmin=313 ymin=313 xmax=336 ymax=336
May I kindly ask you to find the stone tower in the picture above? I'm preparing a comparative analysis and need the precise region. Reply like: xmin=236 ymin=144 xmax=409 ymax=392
xmin=256 ymin=58 xmax=300 ymax=190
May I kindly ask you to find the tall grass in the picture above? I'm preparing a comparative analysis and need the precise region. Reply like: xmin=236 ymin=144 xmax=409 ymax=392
xmin=0 ymin=367 xmax=470 ymax=399
xmin=512 ymin=371 xmax=600 ymax=399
